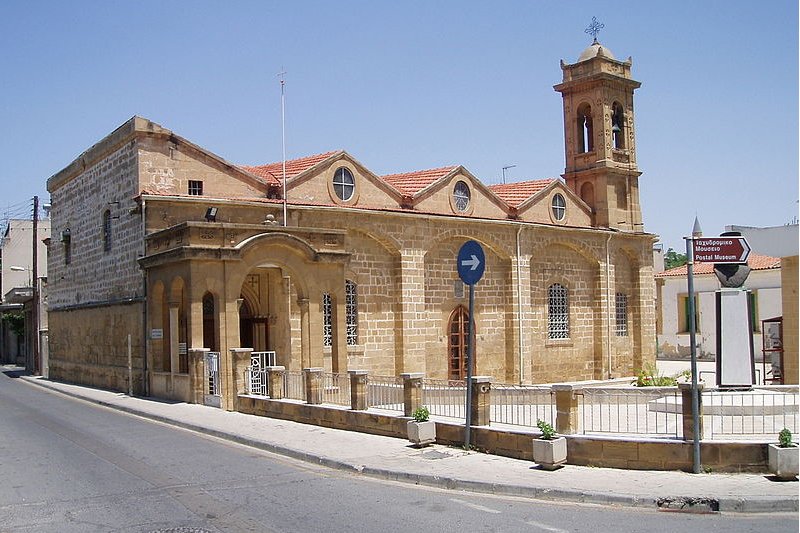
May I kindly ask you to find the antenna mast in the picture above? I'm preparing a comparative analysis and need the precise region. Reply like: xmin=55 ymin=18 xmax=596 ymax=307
xmin=279 ymin=69 xmax=287 ymax=226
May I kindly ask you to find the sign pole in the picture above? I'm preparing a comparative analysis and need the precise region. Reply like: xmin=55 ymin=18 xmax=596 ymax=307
xmin=685 ymin=235 xmax=701 ymax=474
xmin=464 ymin=282 xmax=475 ymax=449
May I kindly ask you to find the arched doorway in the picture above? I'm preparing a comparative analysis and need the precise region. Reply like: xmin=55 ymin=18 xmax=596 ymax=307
xmin=239 ymin=297 xmax=255 ymax=350
xmin=448 ymin=306 xmax=473 ymax=380
xmin=202 ymin=292 xmax=217 ymax=351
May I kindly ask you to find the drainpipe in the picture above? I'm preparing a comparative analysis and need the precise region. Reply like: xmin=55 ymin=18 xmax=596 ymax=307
xmin=516 ymin=226 xmax=524 ymax=384
xmin=141 ymin=197 xmax=149 ymax=396
xmin=605 ymin=231 xmax=613 ymax=379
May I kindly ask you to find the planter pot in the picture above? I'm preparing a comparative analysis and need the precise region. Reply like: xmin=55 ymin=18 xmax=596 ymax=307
xmin=407 ymin=420 xmax=436 ymax=447
xmin=532 ymin=436 xmax=567 ymax=470
xmin=768 ymin=444 xmax=799 ymax=480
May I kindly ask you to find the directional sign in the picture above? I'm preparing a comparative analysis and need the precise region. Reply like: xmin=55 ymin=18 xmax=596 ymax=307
xmin=457 ymin=240 xmax=485 ymax=285
xmin=693 ymin=237 xmax=751 ymax=264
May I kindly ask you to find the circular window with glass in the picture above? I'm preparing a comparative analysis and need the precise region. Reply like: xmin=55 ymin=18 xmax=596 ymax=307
xmin=332 ymin=167 xmax=355 ymax=202
xmin=453 ymin=181 xmax=471 ymax=212
xmin=551 ymin=193 xmax=566 ymax=221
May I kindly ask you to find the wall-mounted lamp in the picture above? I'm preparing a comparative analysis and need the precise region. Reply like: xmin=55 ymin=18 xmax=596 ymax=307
xmin=205 ymin=207 xmax=218 ymax=222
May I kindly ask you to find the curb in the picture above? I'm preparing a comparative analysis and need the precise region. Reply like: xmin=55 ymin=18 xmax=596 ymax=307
xmin=18 ymin=376 xmax=799 ymax=514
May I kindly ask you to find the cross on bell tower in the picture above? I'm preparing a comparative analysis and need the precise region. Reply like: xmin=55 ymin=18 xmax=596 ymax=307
xmin=553 ymin=23 xmax=643 ymax=231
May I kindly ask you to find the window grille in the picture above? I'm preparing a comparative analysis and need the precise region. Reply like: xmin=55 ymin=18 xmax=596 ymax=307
xmin=453 ymin=181 xmax=470 ymax=212
xmin=322 ymin=292 xmax=332 ymax=347
xmin=615 ymin=292 xmax=628 ymax=336
xmin=345 ymin=280 xmax=358 ymax=345
xmin=188 ymin=180 xmax=203 ymax=196
xmin=548 ymin=283 xmax=569 ymax=339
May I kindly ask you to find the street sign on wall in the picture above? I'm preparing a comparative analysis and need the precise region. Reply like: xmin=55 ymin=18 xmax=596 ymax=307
xmin=693 ymin=237 xmax=751 ymax=264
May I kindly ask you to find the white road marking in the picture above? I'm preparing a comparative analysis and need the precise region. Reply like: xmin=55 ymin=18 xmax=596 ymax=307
xmin=525 ymin=520 xmax=570 ymax=533
xmin=449 ymin=498 xmax=502 ymax=514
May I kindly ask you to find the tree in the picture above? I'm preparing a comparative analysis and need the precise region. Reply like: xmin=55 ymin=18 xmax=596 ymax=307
xmin=1 ymin=312 xmax=25 ymax=337
xmin=664 ymin=248 xmax=687 ymax=270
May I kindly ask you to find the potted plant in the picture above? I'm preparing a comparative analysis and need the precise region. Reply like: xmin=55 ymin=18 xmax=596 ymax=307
xmin=532 ymin=419 xmax=567 ymax=470
xmin=768 ymin=428 xmax=798 ymax=480
xmin=407 ymin=406 xmax=436 ymax=447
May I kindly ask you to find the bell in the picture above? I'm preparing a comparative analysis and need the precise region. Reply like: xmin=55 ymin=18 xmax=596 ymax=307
xmin=611 ymin=123 xmax=621 ymax=133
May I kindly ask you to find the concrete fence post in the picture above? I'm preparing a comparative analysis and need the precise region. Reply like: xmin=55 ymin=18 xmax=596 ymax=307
xmin=266 ymin=366 xmax=285 ymax=399
xmin=228 ymin=348 xmax=253 ymax=411
xmin=401 ymin=372 xmax=425 ymax=416
xmin=470 ymin=376 xmax=492 ymax=426
xmin=553 ymin=384 xmax=580 ymax=435
xmin=679 ymin=381 xmax=705 ymax=441
xmin=348 ymin=370 xmax=369 ymax=410
xmin=304 ymin=367 xmax=323 ymax=405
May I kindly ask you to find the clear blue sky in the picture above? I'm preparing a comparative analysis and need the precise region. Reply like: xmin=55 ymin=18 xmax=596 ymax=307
xmin=1 ymin=1 xmax=797 ymax=252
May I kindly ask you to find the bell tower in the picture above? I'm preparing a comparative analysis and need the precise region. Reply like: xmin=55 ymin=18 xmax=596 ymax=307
xmin=554 ymin=22 xmax=643 ymax=231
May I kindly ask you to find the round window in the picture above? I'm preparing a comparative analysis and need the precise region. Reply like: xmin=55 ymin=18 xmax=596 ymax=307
xmin=551 ymin=193 xmax=566 ymax=221
xmin=333 ymin=167 xmax=355 ymax=201
xmin=453 ymin=181 xmax=471 ymax=212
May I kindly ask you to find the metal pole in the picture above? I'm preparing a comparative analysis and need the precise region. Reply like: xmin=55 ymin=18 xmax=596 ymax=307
xmin=685 ymin=236 xmax=701 ymax=473
xmin=280 ymin=71 xmax=287 ymax=227
xmin=464 ymin=283 xmax=475 ymax=449
xmin=128 ymin=333 xmax=133 ymax=396
xmin=31 ymin=195 xmax=39 ymax=375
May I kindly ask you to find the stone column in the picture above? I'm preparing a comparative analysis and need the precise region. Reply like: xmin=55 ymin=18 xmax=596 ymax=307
xmin=188 ymin=348 xmax=209 ymax=404
xmin=402 ymin=372 xmax=424 ymax=417
xmin=266 ymin=366 xmax=285 ymax=399
xmin=553 ymin=384 xmax=580 ymax=435
xmin=304 ymin=367 xmax=323 ymax=405
xmin=679 ymin=381 xmax=704 ymax=441
xmin=397 ymin=250 xmax=427 ymax=373
xmin=470 ymin=376 xmax=491 ymax=426
xmin=227 ymin=348 xmax=252 ymax=411
xmin=349 ymin=370 xmax=368 ymax=410
xmin=169 ymin=303 xmax=180 ymax=374
xmin=299 ymin=298 xmax=312 ymax=369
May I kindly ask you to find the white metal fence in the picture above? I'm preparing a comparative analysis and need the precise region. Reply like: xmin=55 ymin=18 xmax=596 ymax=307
xmin=703 ymin=385 xmax=799 ymax=440
xmin=423 ymin=379 xmax=466 ymax=420
xmin=579 ymin=386 xmax=681 ymax=438
xmin=283 ymin=371 xmax=305 ymax=401
xmin=321 ymin=373 xmax=351 ymax=407
xmin=367 ymin=375 xmax=404 ymax=413
xmin=491 ymin=384 xmax=555 ymax=427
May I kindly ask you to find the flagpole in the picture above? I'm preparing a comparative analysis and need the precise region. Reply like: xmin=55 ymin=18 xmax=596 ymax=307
xmin=279 ymin=69 xmax=287 ymax=227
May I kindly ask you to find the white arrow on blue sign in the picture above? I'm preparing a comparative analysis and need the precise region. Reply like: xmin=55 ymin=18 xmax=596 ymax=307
xmin=457 ymin=240 xmax=485 ymax=285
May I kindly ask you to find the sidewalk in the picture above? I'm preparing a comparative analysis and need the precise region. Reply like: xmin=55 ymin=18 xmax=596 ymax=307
xmin=18 ymin=374 xmax=799 ymax=514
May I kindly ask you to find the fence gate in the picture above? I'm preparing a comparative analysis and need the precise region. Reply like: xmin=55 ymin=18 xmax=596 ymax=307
xmin=205 ymin=351 xmax=221 ymax=407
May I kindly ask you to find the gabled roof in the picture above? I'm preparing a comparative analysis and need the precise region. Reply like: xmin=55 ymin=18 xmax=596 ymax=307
xmin=656 ymin=254 xmax=782 ymax=278
xmin=382 ymin=166 xmax=459 ymax=196
xmin=240 ymin=151 xmax=342 ymax=186
xmin=488 ymin=179 xmax=556 ymax=208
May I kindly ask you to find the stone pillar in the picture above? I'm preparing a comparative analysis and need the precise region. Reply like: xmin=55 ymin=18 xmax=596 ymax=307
xmin=169 ymin=303 xmax=180 ymax=374
xmin=470 ymin=376 xmax=491 ymax=426
xmin=510 ymin=253 xmax=532 ymax=383
xmin=266 ymin=366 xmax=285 ymax=399
xmin=227 ymin=348 xmax=252 ymax=411
xmin=553 ymin=384 xmax=580 ymax=435
xmin=188 ymin=348 xmax=209 ymax=404
xmin=349 ymin=370 xmax=368 ymax=410
xmin=397 ymin=250 xmax=427 ymax=372
xmin=304 ymin=367 xmax=323 ymax=405
xmin=402 ymin=372 xmax=424 ymax=417
xmin=679 ymin=381 xmax=704 ymax=441
xmin=299 ymin=298 xmax=312 ymax=369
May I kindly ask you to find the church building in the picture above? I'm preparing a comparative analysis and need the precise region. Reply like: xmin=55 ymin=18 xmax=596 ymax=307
xmin=45 ymin=38 xmax=657 ymax=401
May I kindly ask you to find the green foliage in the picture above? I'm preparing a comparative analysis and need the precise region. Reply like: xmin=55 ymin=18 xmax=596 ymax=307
xmin=412 ymin=406 xmax=430 ymax=423
xmin=536 ymin=419 xmax=556 ymax=440
xmin=779 ymin=428 xmax=794 ymax=448
xmin=664 ymin=248 xmax=688 ymax=270
xmin=634 ymin=364 xmax=678 ymax=387
xmin=1 ymin=312 xmax=25 ymax=337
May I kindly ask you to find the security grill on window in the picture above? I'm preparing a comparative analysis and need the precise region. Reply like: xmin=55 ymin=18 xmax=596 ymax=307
xmin=188 ymin=180 xmax=204 ymax=196
xmin=322 ymin=292 xmax=332 ymax=347
xmin=548 ymin=283 xmax=569 ymax=339
xmin=615 ymin=293 xmax=628 ymax=337
xmin=345 ymin=280 xmax=358 ymax=345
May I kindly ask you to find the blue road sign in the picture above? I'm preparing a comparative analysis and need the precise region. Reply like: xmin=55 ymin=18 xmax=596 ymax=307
xmin=457 ymin=240 xmax=485 ymax=285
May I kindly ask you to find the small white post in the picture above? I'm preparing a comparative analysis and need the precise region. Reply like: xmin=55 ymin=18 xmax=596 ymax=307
xmin=127 ymin=333 xmax=133 ymax=396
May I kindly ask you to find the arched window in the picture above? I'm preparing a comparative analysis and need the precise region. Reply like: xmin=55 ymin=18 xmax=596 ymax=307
xmin=548 ymin=283 xmax=569 ymax=339
xmin=615 ymin=293 xmax=628 ymax=337
xmin=612 ymin=102 xmax=625 ymax=149
xmin=576 ymin=103 xmax=594 ymax=153
xmin=333 ymin=167 xmax=355 ymax=202
xmin=345 ymin=280 xmax=358 ymax=345
xmin=448 ymin=306 xmax=472 ymax=380
xmin=322 ymin=292 xmax=332 ymax=347
xmin=102 ymin=209 xmax=112 ymax=252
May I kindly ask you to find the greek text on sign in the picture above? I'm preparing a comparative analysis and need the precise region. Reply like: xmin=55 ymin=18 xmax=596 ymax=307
xmin=693 ymin=237 xmax=751 ymax=264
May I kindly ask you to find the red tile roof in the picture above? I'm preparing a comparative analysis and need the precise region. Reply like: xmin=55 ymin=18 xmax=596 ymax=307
xmin=382 ymin=166 xmax=458 ymax=195
xmin=656 ymin=253 xmax=781 ymax=277
xmin=488 ymin=179 xmax=555 ymax=208
xmin=240 ymin=151 xmax=340 ymax=186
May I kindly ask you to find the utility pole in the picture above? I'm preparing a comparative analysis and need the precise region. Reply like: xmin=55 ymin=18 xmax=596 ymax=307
xmin=31 ymin=195 xmax=39 ymax=374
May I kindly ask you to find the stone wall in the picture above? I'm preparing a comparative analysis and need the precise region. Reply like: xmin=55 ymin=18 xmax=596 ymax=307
xmin=781 ymin=256 xmax=798 ymax=384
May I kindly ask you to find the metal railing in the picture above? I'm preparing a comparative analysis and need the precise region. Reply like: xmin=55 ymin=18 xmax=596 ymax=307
xmin=244 ymin=367 xmax=269 ymax=396
xmin=321 ymin=372 xmax=351 ymax=407
xmin=579 ymin=386 xmax=681 ymax=438
xmin=423 ymin=379 xmax=466 ymax=420
xmin=283 ymin=371 xmax=305 ymax=401
xmin=367 ymin=375 xmax=404 ymax=413
xmin=703 ymin=385 xmax=799 ymax=440
xmin=251 ymin=351 xmax=276 ymax=367
xmin=491 ymin=383 xmax=555 ymax=427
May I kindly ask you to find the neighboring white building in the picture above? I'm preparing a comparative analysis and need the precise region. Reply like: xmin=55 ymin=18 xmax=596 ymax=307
xmin=0 ymin=219 xmax=51 ymax=365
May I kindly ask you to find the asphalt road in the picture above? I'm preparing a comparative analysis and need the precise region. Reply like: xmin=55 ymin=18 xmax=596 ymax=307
xmin=0 ymin=369 xmax=796 ymax=533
